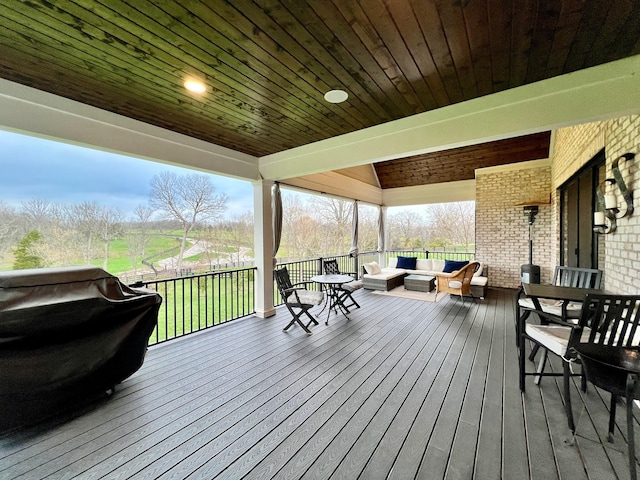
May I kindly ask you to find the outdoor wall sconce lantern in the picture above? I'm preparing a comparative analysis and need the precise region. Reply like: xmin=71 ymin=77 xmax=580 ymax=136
xmin=593 ymin=152 xmax=634 ymax=234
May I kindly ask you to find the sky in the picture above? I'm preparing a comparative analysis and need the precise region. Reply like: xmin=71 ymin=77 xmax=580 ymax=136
xmin=0 ymin=129 xmax=255 ymax=219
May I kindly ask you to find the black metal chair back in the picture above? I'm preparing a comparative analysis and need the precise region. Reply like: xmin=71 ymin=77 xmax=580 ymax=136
xmin=323 ymin=259 xmax=340 ymax=275
xmin=572 ymin=294 xmax=640 ymax=347
xmin=554 ymin=266 xmax=602 ymax=289
xmin=572 ymin=294 xmax=640 ymax=480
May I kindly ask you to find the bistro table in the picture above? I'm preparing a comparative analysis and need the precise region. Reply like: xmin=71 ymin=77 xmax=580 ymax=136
xmin=311 ymin=274 xmax=354 ymax=325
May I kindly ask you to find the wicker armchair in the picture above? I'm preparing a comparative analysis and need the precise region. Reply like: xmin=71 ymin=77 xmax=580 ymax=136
xmin=434 ymin=262 xmax=480 ymax=302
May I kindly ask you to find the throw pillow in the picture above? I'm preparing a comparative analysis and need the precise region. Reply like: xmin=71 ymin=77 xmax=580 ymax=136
xmin=396 ymin=256 xmax=417 ymax=270
xmin=364 ymin=261 xmax=381 ymax=275
xmin=442 ymin=259 xmax=469 ymax=273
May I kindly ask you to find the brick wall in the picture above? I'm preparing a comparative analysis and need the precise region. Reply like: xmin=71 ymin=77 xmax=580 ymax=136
xmin=551 ymin=115 xmax=640 ymax=294
xmin=476 ymin=163 xmax=552 ymax=288
xmin=475 ymin=114 xmax=640 ymax=292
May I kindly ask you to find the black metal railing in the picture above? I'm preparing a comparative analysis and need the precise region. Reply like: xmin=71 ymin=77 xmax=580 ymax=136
xmin=134 ymin=267 xmax=256 ymax=345
xmin=135 ymin=248 xmax=475 ymax=344
xmin=385 ymin=248 xmax=475 ymax=262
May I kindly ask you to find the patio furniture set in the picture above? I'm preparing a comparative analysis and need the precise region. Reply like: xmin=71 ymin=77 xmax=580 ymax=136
xmin=362 ymin=256 xmax=488 ymax=299
xmin=517 ymin=266 xmax=640 ymax=480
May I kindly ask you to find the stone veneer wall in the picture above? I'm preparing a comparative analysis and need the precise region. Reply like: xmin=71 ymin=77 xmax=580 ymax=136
xmin=476 ymin=162 xmax=553 ymax=288
xmin=550 ymin=115 xmax=640 ymax=294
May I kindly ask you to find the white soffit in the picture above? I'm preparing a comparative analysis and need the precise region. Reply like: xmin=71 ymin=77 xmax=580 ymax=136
xmin=260 ymin=54 xmax=640 ymax=180
xmin=382 ymin=180 xmax=476 ymax=207
xmin=281 ymin=171 xmax=383 ymax=205
xmin=0 ymin=79 xmax=260 ymax=181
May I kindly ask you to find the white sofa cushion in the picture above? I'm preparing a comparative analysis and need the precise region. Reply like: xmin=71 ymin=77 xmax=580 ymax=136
xmin=431 ymin=259 xmax=445 ymax=272
xmin=364 ymin=268 xmax=405 ymax=280
xmin=526 ymin=325 xmax=591 ymax=357
xmin=363 ymin=261 xmax=381 ymax=275
xmin=415 ymin=258 xmax=432 ymax=271
xmin=473 ymin=262 xmax=484 ymax=277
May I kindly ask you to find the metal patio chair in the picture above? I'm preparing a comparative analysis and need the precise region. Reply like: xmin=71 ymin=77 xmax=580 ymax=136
xmin=322 ymin=259 xmax=363 ymax=313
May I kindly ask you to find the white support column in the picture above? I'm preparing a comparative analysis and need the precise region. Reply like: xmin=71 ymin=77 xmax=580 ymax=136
xmin=253 ymin=180 xmax=276 ymax=318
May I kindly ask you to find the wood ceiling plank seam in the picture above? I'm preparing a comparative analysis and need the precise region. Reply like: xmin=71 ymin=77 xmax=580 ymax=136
xmin=487 ymin=0 xmax=512 ymax=93
xmin=433 ymin=0 xmax=479 ymax=101
xmin=460 ymin=0 xmax=493 ymax=97
xmin=384 ymin=0 xmax=451 ymax=107
xmin=0 ymin=51 xmax=265 ymax=156
xmin=8 ymin=0 xmax=299 ymax=150
xmin=185 ymin=3 xmax=365 ymax=138
xmin=0 ymin=47 xmax=268 ymax=155
xmin=128 ymin=0 xmax=351 ymax=138
xmin=562 ymin=0 xmax=612 ymax=72
xmin=304 ymin=0 xmax=417 ymax=118
xmin=508 ymin=0 xmax=537 ymax=88
xmin=524 ymin=0 xmax=563 ymax=83
xmin=0 ymin=4 xmax=290 ymax=152
xmin=361 ymin=0 xmax=439 ymax=111
xmin=585 ymin=0 xmax=636 ymax=67
xmin=99 ymin=0 xmax=342 ymax=142
xmin=282 ymin=1 xmax=411 ymax=120
xmin=256 ymin=0 xmax=393 ymax=123
xmin=543 ymin=0 xmax=585 ymax=77
xmin=333 ymin=1 xmax=426 ymax=114
xmin=202 ymin=0 xmax=365 ymax=132
xmin=409 ymin=0 xmax=465 ymax=105
xmin=607 ymin=1 xmax=640 ymax=60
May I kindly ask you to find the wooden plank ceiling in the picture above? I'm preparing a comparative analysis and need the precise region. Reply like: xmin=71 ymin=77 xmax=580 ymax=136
xmin=374 ymin=131 xmax=551 ymax=188
xmin=0 ymin=1 xmax=637 ymax=186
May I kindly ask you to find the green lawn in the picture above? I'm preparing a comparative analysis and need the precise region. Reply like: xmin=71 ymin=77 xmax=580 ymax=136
xmin=145 ymin=269 xmax=256 ymax=344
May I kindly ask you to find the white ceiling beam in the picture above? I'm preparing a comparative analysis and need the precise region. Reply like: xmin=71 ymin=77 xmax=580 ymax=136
xmin=0 ymin=79 xmax=260 ymax=181
xmin=382 ymin=180 xmax=476 ymax=206
xmin=259 ymin=54 xmax=640 ymax=181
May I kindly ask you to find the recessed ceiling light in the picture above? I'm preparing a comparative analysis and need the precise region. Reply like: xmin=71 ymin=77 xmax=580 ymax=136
xmin=324 ymin=89 xmax=348 ymax=103
xmin=184 ymin=79 xmax=206 ymax=94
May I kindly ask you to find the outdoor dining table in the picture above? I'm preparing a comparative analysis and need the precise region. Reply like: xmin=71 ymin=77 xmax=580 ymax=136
xmin=520 ymin=283 xmax=611 ymax=367
xmin=522 ymin=283 xmax=609 ymax=319
xmin=311 ymin=274 xmax=354 ymax=325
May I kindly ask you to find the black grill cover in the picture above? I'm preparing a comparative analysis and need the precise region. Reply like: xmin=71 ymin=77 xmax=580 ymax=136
xmin=0 ymin=266 xmax=162 ymax=428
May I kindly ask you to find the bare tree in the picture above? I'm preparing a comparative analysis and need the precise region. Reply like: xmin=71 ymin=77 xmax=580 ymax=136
xmin=225 ymin=211 xmax=254 ymax=264
xmin=0 ymin=201 xmax=20 ymax=259
xmin=388 ymin=210 xmax=426 ymax=249
xmin=149 ymin=171 xmax=228 ymax=272
xmin=67 ymin=201 xmax=102 ymax=263
xmin=310 ymin=196 xmax=353 ymax=255
xmin=357 ymin=205 xmax=378 ymax=252
xmin=125 ymin=203 xmax=156 ymax=270
xmin=97 ymin=207 xmax=123 ymax=270
xmin=425 ymin=201 xmax=476 ymax=250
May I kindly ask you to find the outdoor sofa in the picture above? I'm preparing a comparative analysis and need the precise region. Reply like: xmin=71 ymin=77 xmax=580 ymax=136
xmin=362 ymin=256 xmax=488 ymax=298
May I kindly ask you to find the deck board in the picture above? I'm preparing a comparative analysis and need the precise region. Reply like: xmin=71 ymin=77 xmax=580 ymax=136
xmin=1 ymin=287 xmax=637 ymax=479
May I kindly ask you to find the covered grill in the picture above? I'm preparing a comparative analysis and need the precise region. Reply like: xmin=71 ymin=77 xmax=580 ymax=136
xmin=0 ymin=266 xmax=161 ymax=429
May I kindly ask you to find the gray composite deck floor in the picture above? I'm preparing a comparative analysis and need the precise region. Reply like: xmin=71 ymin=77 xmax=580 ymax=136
xmin=1 ymin=287 xmax=638 ymax=479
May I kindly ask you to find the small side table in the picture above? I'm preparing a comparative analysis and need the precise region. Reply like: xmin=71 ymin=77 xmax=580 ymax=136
xmin=404 ymin=275 xmax=435 ymax=292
